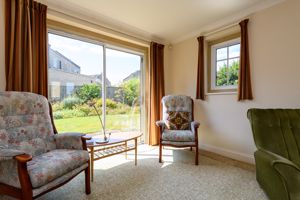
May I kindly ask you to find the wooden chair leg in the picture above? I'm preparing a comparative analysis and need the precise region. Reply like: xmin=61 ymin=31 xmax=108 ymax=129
xmin=195 ymin=146 xmax=199 ymax=165
xmin=159 ymin=144 xmax=162 ymax=163
xmin=190 ymin=147 xmax=193 ymax=151
xmin=85 ymin=162 xmax=91 ymax=194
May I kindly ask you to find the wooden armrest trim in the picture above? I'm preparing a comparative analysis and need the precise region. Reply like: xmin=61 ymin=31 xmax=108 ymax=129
xmin=15 ymin=154 xmax=32 ymax=163
xmin=81 ymin=135 xmax=92 ymax=141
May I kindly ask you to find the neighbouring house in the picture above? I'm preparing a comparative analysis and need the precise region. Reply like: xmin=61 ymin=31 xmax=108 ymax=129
xmin=48 ymin=46 xmax=111 ymax=101
xmin=123 ymin=70 xmax=140 ymax=82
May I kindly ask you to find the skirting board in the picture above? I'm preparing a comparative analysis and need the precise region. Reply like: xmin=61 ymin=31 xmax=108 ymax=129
xmin=199 ymin=143 xmax=255 ymax=164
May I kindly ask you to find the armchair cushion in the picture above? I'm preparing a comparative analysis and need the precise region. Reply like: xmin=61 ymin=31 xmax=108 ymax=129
xmin=27 ymin=149 xmax=89 ymax=188
xmin=162 ymin=130 xmax=195 ymax=142
xmin=165 ymin=111 xmax=190 ymax=130
xmin=54 ymin=132 xmax=85 ymax=150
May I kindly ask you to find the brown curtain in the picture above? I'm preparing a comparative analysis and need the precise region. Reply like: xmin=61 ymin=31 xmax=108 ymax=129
xmin=5 ymin=0 xmax=48 ymax=97
xmin=196 ymin=36 xmax=205 ymax=100
xmin=238 ymin=19 xmax=253 ymax=100
xmin=148 ymin=42 xmax=165 ymax=145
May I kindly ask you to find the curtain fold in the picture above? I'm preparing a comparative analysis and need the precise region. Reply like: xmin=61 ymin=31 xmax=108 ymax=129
xmin=5 ymin=0 xmax=48 ymax=97
xmin=148 ymin=42 xmax=165 ymax=145
xmin=196 ymin=36 xmax=205 ymax=100
xmin=238 ymin=19 xmax=253 ymax=100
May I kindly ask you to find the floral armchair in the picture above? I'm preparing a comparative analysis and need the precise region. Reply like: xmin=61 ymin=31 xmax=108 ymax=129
xmin=156 ymin=95 xmax=200 ymax=165
xmin=0 ymin=92 xmax=91 ymax=200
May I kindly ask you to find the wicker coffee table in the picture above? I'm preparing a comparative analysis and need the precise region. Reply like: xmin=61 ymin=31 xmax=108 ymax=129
xmin=86 ymin=132 xmax=142 ymax=181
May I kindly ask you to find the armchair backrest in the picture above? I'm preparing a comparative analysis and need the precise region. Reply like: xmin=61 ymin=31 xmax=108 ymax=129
xmin=0 ymin=92 xmax=56 ymax=156
xmin=162 ymin=95 xmax=194 ymax=126
xmin=248 ymin=109 xmax=300 ymax=166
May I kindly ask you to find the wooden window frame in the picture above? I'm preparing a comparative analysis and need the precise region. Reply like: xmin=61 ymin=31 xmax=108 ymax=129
xmin=207 ymin=33 xmax=241 ymax=94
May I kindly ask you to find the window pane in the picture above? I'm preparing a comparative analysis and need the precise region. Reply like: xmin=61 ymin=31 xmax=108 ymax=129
xmin=228 ymin=58 xmax=239 ymax=86
xmin=229 ymin=44 xmax=240 ymax=58
xmin=217 ymin=47 xmax=227 ymax=60
xmin=106 ymin=48 xmax=141 ymax=132
xmin=48 ymin=33 xmax=103 ymax=134
xmin=216 ymin=61 xmax=228 ymax=86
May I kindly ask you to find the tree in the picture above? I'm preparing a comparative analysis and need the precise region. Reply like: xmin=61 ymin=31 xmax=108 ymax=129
xmin=216 ymin=60 xmax=239 ymax=86
xmin=75 ymin=84 xmax=101 ymax=103
xmin=116 ymin=78 xmax=140 ymax=106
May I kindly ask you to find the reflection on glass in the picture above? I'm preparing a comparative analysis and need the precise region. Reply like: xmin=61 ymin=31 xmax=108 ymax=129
xmin=217 ymin=47 xmax=227 ymax=61
xmin=229 ymin=44 xmax=240 ymax=58
xmin=106 ymin=48 xmax=141 ymax=132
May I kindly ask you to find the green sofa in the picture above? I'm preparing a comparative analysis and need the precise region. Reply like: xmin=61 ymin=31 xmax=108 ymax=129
xmin=248 ymin=109 xmax=300 ymax=200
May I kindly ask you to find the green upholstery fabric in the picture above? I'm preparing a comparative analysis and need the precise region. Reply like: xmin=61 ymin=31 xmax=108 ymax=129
xmin=248 ymin=109 xmax=300 ymax=200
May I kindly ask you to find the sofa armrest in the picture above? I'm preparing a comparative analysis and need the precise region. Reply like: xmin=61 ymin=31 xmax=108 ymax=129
xmin=0 ymin=148 xmax=26 ymax=161
xmin=54 ymin=132 xmax=86 ymax=150
xmin=191 ymin=121 xmax=200 ymax=134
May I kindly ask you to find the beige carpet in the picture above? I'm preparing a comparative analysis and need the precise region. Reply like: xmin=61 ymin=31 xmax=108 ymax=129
xmin=1 ymin=145 xmax=267 ymax=200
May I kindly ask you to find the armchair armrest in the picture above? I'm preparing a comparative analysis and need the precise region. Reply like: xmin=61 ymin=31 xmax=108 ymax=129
xmin=258 ymin=149 xmax=300 ymax=199
xmin=156 ymin=120 xmax=165 ymax=128
xmin=191 ymin=121 xmax=200 ymax=134
xmin=156 ymin=120 xmax=166 ymax=134
xmin=54 ymin=132 xmax=86 ymax=150
xmin=0 ymin=148 xmax=26 ymax=161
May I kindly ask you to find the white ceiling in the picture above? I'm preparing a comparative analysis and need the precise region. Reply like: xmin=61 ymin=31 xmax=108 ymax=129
xmin=44 ymin=0 xmax=284 ymax=44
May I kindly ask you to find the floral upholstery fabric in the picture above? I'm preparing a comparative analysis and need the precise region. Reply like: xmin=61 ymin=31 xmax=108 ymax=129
xmin=165 ymin=111 xmax=190 ymax=130
xmin=0 ymin=92 xmax=56 ymax=156
xmin=162 ymin=95 xmax=193 ymax=125
xmin=162 ymin=130 xmax=195 ymax=142
xmin=27 ymin=149 xmax=89 ymax=188
xmin=32 ymin=163 xmax=88 ymax=197
xmin=55 ymin=132 xmax=84 ymax=150
xmin=0 ymin=159 xmax=20 ymax=188
xmin=161 ymin=141 xmax=196 ymax=146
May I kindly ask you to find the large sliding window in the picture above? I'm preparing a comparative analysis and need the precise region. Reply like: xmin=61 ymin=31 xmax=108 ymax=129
xmin=48 ymin=32 xmax=144 ymax=135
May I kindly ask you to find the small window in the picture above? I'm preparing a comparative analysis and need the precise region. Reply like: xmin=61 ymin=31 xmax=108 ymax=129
xmin=66 ymin=82 xmax=74 ymax=96
xmin=207 ymin=34 xmax=240 ymax=93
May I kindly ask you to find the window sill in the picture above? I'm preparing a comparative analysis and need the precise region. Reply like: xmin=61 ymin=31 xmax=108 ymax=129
xmin=206 ymin=91 xmax=237 ymax=96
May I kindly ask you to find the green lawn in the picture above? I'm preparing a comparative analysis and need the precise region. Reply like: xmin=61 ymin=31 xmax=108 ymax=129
xmin=54 ymin=114 xmax=140 ymax=133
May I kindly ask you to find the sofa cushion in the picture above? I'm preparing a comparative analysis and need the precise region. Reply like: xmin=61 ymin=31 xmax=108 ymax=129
xmin=27 ymin=149 xmax=89 ymax=188
xmin=165 ymin=111 xmax=190 ymax=130
xmin=162 ymin=130 xmax=195 ymax=142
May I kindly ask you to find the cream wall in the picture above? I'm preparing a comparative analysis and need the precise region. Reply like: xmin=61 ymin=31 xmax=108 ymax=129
xmin=165 ymin=0 xmax=300 ymax=163
xmin=0 ymin=0 xmax=5 ymax=91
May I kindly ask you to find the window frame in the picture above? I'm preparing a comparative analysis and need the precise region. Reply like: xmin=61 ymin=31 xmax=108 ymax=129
xmin=47 ymin=20 xmax=148 ymax=140
xmin=207 ymin=33 xmax=241 ymax=94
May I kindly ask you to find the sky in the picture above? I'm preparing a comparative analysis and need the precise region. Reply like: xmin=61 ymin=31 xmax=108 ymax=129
xmin=48 ymin=33 xmax=141 ymax=86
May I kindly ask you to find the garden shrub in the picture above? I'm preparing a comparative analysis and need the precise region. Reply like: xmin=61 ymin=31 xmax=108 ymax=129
xmin=62 ymin=97 xmax=82 ymax=109
xmin=51 ymin=102 xmax=63 ymax=112
xmin=74 ymin=104 xmax=98 ymax=116
xmin=53 ymin=109 xmax=87 ymax=119
xmin=75 ymin=84 xmax=101 ymax=103
xmin=53 ymin=111 xmax=64 ymax=119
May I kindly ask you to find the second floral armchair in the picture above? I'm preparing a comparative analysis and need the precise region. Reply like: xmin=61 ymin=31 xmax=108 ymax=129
xmin=156 ymin=95 xmax=200 ymax=165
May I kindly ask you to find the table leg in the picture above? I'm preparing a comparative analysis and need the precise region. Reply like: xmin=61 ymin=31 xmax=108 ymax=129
xmin=135 ymin=138 xmax=137 ymax=166
xmin=91 ymin=147 xmax=94 ymax=182
xmin=125 ymin=141 xmax=127 ymax=159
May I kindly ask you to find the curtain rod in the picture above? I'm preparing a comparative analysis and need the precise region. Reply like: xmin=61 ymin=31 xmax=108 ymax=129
xmin=203 ymin=21 xmax=240 ymax=37
xmin=47 ymin=8 xmax=152 ymax=45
